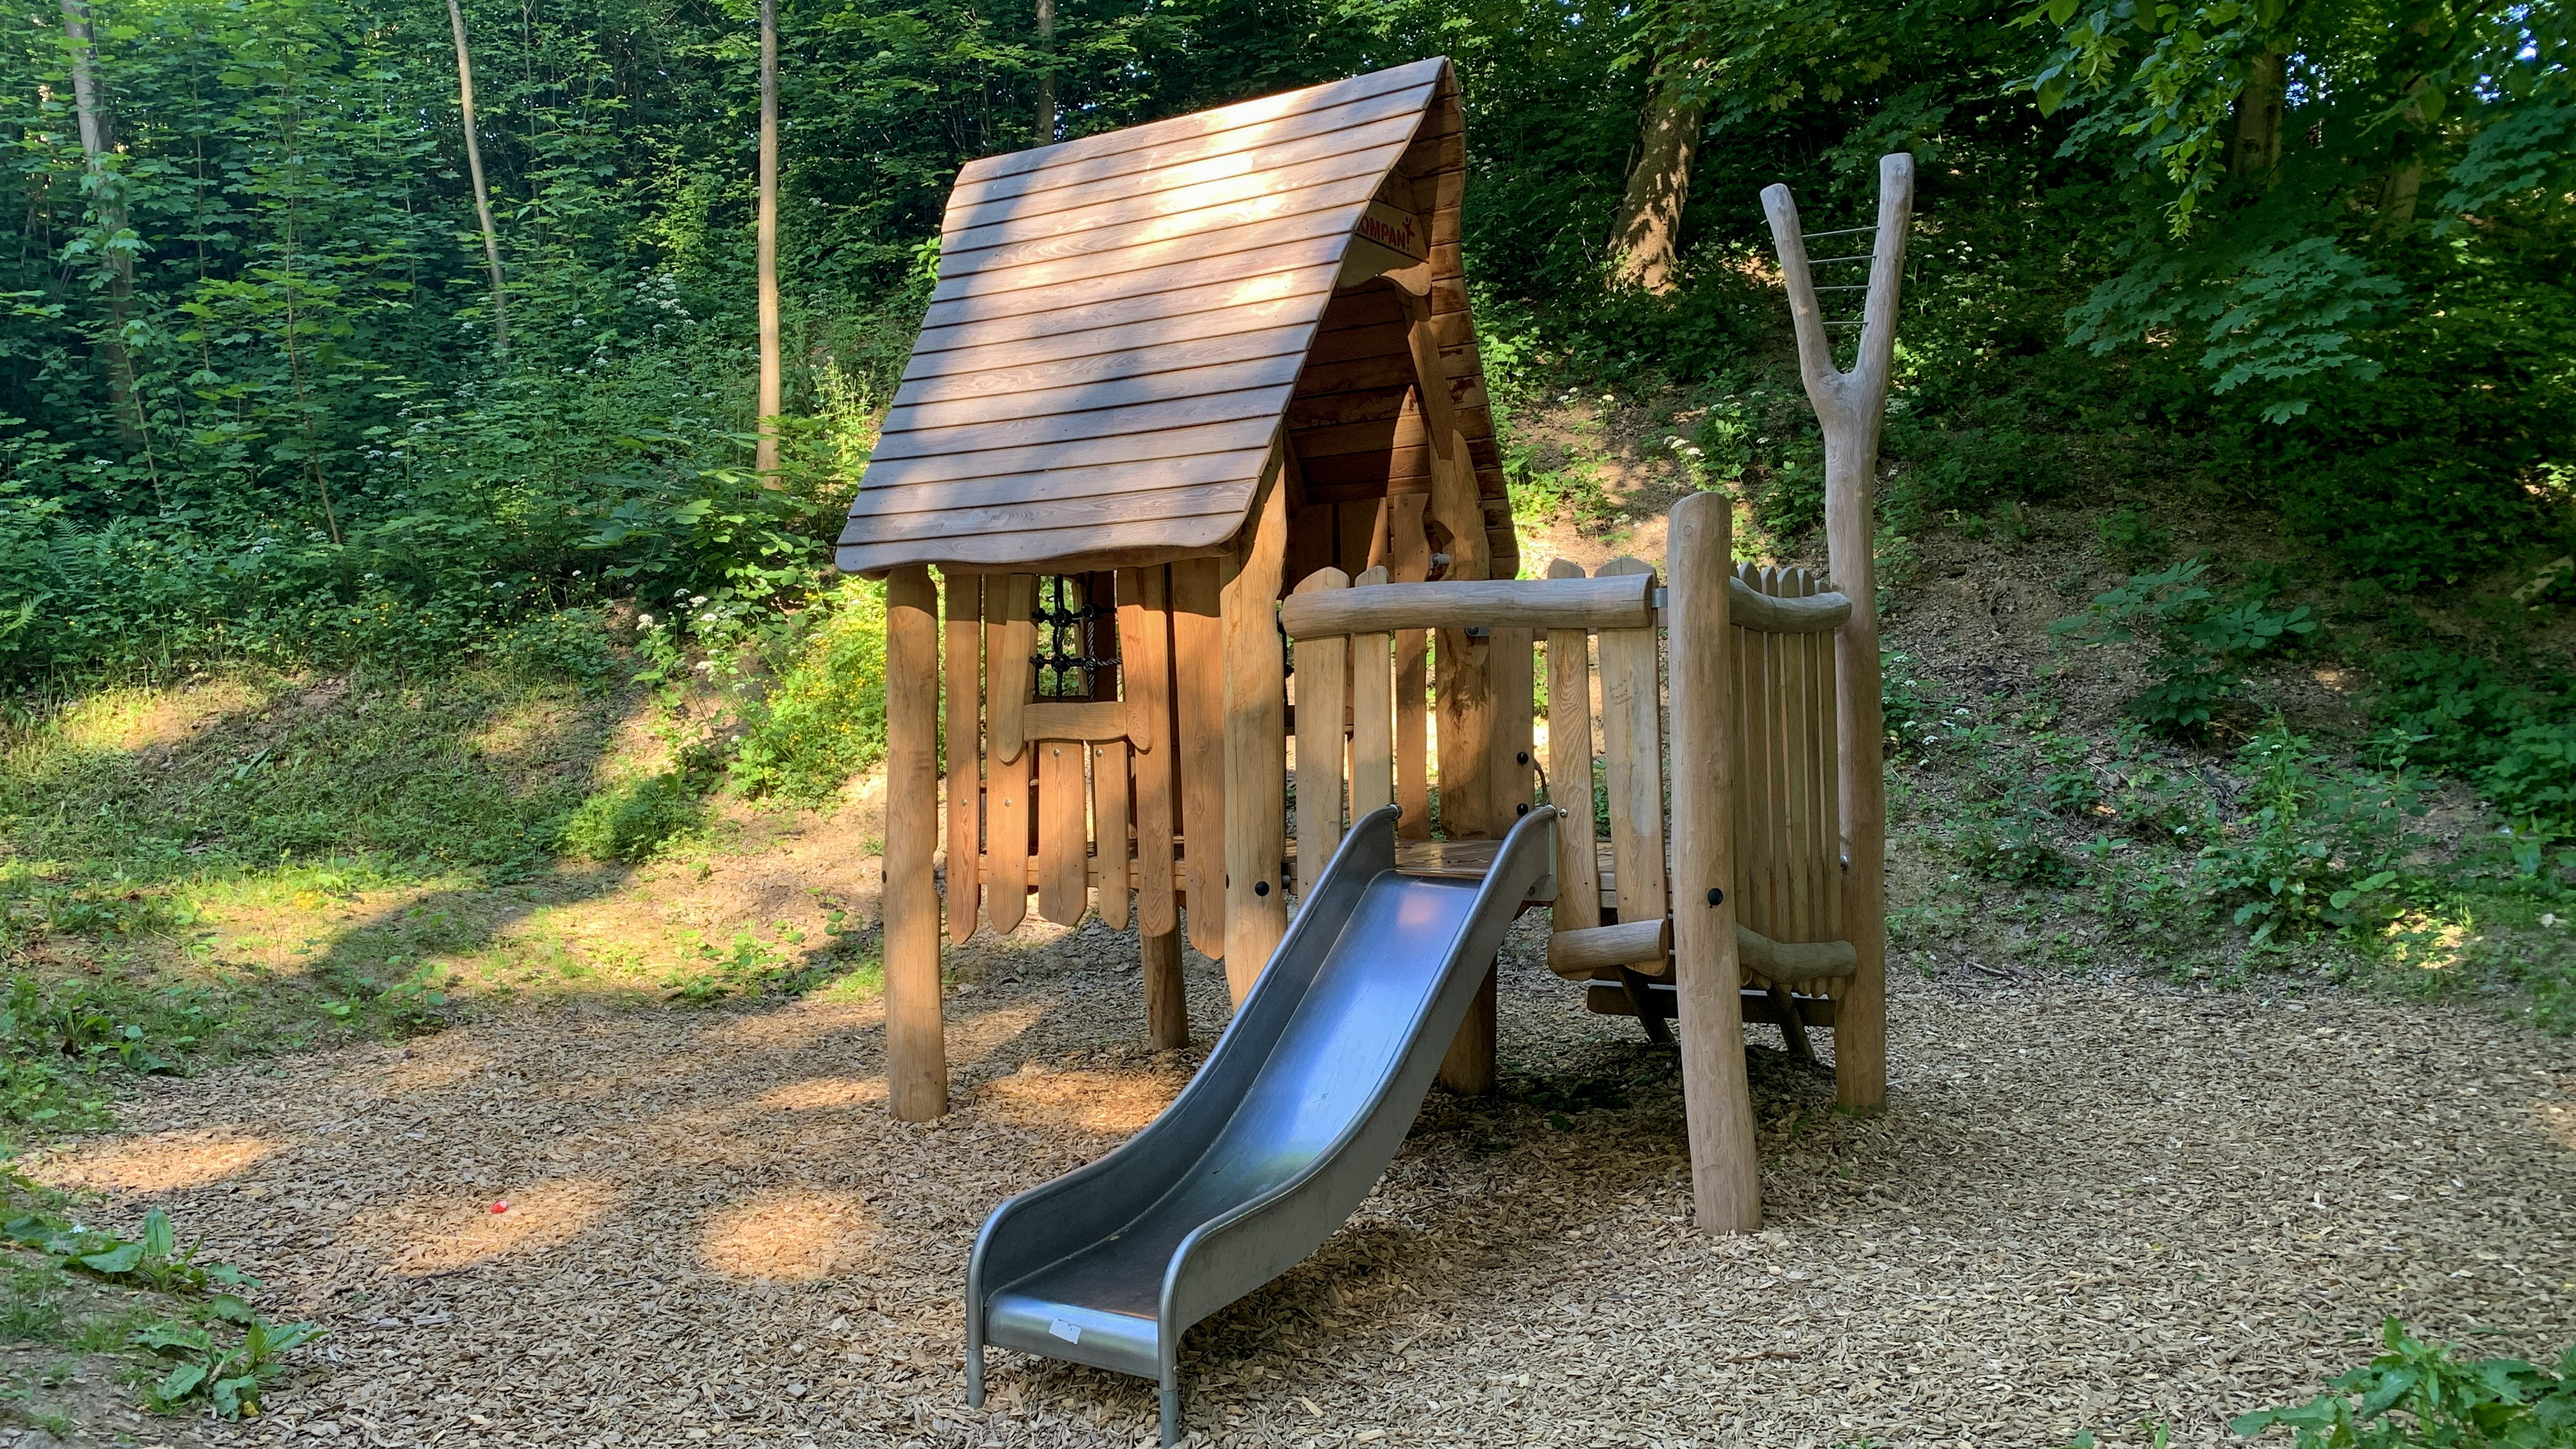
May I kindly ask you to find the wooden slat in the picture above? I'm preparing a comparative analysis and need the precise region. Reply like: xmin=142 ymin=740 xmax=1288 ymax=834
xmin=1490 ymin=626 xmax=1533 ymax=824
xmin=1596 ymin=557 xmax=1666 ymax=926
xmin=1543 ymin=559 xmax=1602 ymax=942
xmin=839 ymin=511 xmax=1253 ymax=578
xmin=1291 ymin=568 xmax=1351 ymax=892
xmin=945 ymin=138 xmax=1412 ymax=263
xmin=1123 ymin=567 xmax=1181 ymax=939
xmin=1172 ymin=556 xmax=1226 ymax=956
xmin=930 ymin=202 xmax=1366 ymax=306
xmin=989 ymin=574 xmax=1036 ymax=765
xmin=892 ymin=325 xmax=1314 ymax=409
xmin=1385 ymin=492 xmax=1432 ymax=840
xmin=1018 ymin=699 xmax=1136 ymax=746
xmin=870 ymin=383 xmax=1296 ymax=464
xmin=1221 ymin=461 xmax=1292 ymax=997
xmin=953 ymin=62 xmax=1439 ymax=195
xmin=1349 ymin=565 xmax=1395 ymax=820
xmin=843 ymin=480 xmax=1261 ymax=550
xmin=1726 ymin=564 xmax=1758 ymax=954
xmin=1780 ymin=569 xmax=1814 ymax=942
xmin=1816 ymin=604 xmax=1843 ymax=942
xmin=903 ymin=299 xmax=1322 ymax=383
xmin=942 ymin=571 xmax=982 ymax=945
xmin=1038 ymin=739 xmax=1087 ymax=924
xmin=946 ymin=110 xmax=1424 ymax=238
xmin=883 ymin=353 xmax=1306 ymax=437
xmin=914 ymin=257 xmax=1328 ymax=353
xmin=853 ymin=447 xmax=1277 ymax=524
xmin=1094 ymin=740 xmax=1131 ymax=929
xmin=859 ymin=417 xmax=1278 ymax=490
xmin=985 ymin=577 xmax=1033 ymax=935
xmin=1742 ymin=567 xmax=1779 ymax=942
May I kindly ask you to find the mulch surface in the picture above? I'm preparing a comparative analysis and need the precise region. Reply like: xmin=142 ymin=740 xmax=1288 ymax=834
xmin=29 ymin=914 xmax=2576 ymax=1449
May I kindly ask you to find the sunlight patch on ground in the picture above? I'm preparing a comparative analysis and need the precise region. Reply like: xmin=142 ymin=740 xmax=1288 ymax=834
xmin=757 ymin=1077 xmax=889 ymax=1112
xmin=698 ymin=1187 xmax=876 ymax=1281
xmin=947 ymin=1000 xmax=1053 ymax=1068
xmin=2536 ymin=1101 xmax=2576 ymax=1154
xmin=702 ymin=998 xmax=882 ymax=1051
xmin=373 ymin=1038 xmax=495 ymax=1096
xmin=30 ymin=1128 xmax=280 ymax=1193
xmin=977 ymin=1064 xmax=1174 ymax=1136
xmin=36 ymin=678 xmax=265 ymax=756
xmin=380 ymin=1177 xmax=618 ymax=1273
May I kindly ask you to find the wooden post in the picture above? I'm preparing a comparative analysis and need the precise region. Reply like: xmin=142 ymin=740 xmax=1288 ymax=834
xmin=942 ymin=572 xmax=981 ymax=945
xmin=1763 ymin=154 xmax=1910 ymax=1111
xmin=884 ymin=566 xmax=948 ymax=1121
xmin=1436 ymin=969 xmax=1498 ymax=1095
xmin=1220 ymin=456 xmax=1291 ymax=1002
xmin=1666 ymin=493 xmax=1758 ymax=1230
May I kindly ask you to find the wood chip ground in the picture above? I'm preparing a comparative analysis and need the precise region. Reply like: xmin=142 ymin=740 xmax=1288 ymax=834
xmin=28 ymin=913 xmax=2576 ymax=1448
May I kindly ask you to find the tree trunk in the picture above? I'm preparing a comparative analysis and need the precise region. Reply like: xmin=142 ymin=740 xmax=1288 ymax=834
xmin=756 ymin=0 xmax=782 ymax=477
xmin=1033 ymin=0 xmax=1055 ymax=141
xmin=446 ymin=0 xmax=509 ymax=353
xmin=1609 ymin=65 xmax=1701 ymax=295
xmin=2228 ymin=48 xmax=2286 ymax=181
xmin=58 ymin=0 xmax=144 ymax=452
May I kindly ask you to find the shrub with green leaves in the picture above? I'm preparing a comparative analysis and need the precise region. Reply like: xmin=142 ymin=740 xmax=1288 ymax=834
xmin=2232 ymin=1319 xmax=2576 ymax=1448
xmin=2191 ymin=725 xmax=2423 ymax=947
xmin=2051 ymin=559 xmax=2316 ymax=737
xmin=556 ymin=772 xmax=705 ymax=864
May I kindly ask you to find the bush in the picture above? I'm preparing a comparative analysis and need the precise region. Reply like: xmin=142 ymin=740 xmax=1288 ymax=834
xmin=2485 ymin=723 xmax=2576 ymax=832
xmin=2232 ymin=1318 xmax=2576 ymax=1448
xmin=556 ymin=772 xmax=704 ymax=863
xmin=2051 ymin=559 xmax=2316 ymax=737
xmin=2191 ymin=725 xmax=2423 ymax=947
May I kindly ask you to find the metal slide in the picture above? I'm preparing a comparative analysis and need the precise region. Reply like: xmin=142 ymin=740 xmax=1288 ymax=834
xmin=966 ymin=804 xmax=1560 ymax=1447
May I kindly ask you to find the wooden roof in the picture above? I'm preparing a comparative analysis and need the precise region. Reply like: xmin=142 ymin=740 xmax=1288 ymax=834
xmin=836 ymin=57 xmax=1512 ymax=578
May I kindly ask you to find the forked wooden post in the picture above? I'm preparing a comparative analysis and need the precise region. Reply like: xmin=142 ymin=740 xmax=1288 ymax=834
xmin=1666 ymin=493 xmax=1759 ymax=1231
xmin=1761 ymin=153 xmax=1911 ymax=1112
xmin=884 ymin=565 xmax=948 ymax=1121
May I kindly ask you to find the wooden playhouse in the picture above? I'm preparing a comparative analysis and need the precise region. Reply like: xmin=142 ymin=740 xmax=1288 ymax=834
xmin=842 ymin=57 xmax=1912 ymax=1231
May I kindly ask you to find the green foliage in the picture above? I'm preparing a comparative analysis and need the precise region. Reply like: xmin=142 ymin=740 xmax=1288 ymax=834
xmin=556 ymin=772 xmax=704 ymax=864
xmin=2232 ymin=1319 xmax=2576 ymax=1448
xmin=2189 ymin=724 xmax=2423 ymax=947
xmin=2483 ymin=725 xmax=2576 ymax=835
xmin=2051 ymin=559 xmax=2315 ymax=736
xmin=727 ymin=578 xmax=889 ymax=810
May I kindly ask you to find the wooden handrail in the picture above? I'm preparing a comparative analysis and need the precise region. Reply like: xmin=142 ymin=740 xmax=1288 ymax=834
xmin=1278 ymin=572 xmax=1655 ymax=638
xmin=1724 ymin=580 xmax=1851 ymax=634
xmin=1544 ymin=919 xmax=1857 ymax=984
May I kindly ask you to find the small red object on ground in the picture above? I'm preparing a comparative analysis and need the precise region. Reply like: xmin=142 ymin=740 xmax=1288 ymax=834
xmin=489 ymin=1200 xmax=510 ymax=1214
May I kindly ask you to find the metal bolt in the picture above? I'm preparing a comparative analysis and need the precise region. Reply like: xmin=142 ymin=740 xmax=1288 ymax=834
xmin=1254 ymin=880 xmax=1271 ymax=898
xmin=1515 ymin=802 xmax=1529 ymax=816
xmin=1706 ymin=887 xmax=1724 ymax=907
xmin=1516 ymin=751 xmax=1529 ymax=765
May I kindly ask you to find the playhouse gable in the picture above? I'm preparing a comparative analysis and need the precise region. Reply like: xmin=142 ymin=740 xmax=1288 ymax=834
xmin=836 ymin=57 xmax=1508 ymax=577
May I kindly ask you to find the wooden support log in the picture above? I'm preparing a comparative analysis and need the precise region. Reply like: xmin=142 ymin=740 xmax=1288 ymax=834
xmin=884 ymin=566 xmax=947 ymax=1121
xmin=1666 ymin=491 xmax=1759 ymax=1233
xmin=1278 ymin=574 xmax=1656 ymax=638
xmin=1122 ymin=567 xmax=1181 ymax=942
xmin=1763 ymin=154 xmax=1910 ymax=1113
xmin=1386 ymin=494 xmax=1432 ymax=840
xmin=1142 ymin=927 xmax=1188 ymax=1051
xmin=1547 ymin=917 xmax=1669 ymax=979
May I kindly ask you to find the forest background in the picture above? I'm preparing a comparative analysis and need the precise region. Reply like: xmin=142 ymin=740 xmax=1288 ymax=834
xmin=0 ymin=0 xmax=2572 ymax=1076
